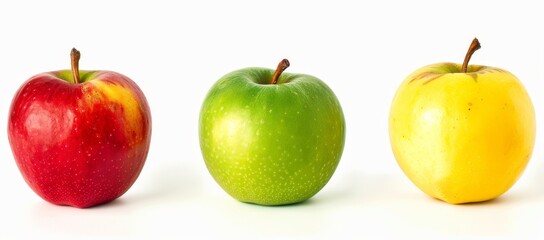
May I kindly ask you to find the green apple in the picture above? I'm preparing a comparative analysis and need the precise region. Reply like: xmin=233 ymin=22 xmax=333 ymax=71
xmin=199 ymin=59 xmax=345 ymax=205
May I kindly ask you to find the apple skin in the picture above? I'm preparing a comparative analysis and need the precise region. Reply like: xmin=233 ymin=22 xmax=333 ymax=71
xmin=389 ymin=63 xmax=535 ymax=204
xmin=8 ymin=70 xmax=151 ymax=208
xmin=199 ymin=67 xmax=345 ymax=205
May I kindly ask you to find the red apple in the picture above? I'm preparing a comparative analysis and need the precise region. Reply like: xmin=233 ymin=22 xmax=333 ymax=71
xmin=8 ymin=49 xmax=151 ymax=208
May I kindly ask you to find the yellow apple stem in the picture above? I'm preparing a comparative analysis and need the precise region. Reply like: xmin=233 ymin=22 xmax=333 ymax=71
xmin=462 ymin=38 xmax=481 ymax=73
xmin=271 ymin=59 xmax=290 ymax=84
xmin=70 ymin=48 xmax=81 ymax=84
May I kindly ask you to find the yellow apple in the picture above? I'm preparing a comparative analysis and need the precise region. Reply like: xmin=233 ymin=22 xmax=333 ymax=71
xmin=389 ymin=38 xmax=535 ymax=204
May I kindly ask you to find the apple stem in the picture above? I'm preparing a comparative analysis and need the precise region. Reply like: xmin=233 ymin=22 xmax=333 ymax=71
xmin=271 ymin=59 xmax=290 ymax=84
xmin=71 ymin=48 xmax=81 ymax=84
xmin=462 ymin=38 xmax=481 ymax=73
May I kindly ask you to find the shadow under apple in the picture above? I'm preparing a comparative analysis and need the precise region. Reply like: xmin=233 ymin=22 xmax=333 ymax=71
xmin=119 ymin=158 xmax=205 ymax=206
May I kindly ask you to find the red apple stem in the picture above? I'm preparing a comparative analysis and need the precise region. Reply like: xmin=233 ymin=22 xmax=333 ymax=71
xmin=71 ymin=48 xmax=81 ymax=84
xmin=271 ymin=59 xmax=290 ymax=84
xmin=462 ymin=38 xmax=481 ymax=73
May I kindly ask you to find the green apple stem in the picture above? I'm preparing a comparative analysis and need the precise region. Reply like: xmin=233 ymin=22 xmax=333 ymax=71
xmin=71 ymin=48 xmax=81 ymax=84
xmin=271 ymin=59 xmax=290 ymax=84
xmin=462 ymin=38 xmax=481 ymax=73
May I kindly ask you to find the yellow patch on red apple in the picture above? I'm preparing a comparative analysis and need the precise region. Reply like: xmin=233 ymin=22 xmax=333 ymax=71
xmin=79 ymin=80 xmax=145 ymax=146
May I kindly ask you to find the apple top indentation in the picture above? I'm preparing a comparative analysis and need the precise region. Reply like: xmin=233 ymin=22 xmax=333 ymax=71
xmin=407 ymin=38 xmax=515 ymax=85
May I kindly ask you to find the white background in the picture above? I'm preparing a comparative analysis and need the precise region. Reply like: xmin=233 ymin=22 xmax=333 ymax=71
xmin=0 ymin=0 xmax=542 ymax=238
